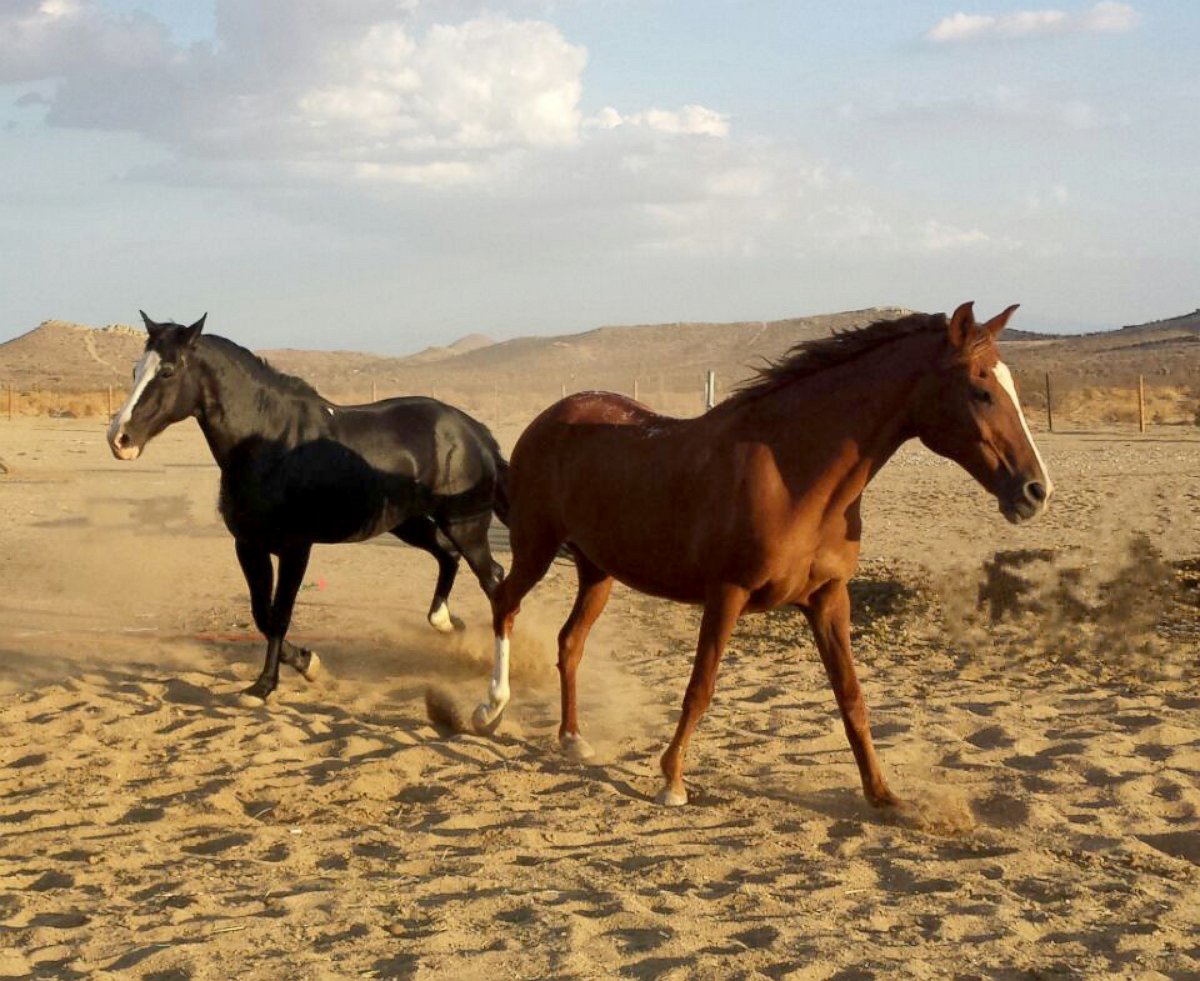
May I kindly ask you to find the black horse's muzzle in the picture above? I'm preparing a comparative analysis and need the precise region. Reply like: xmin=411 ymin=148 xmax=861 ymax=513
xmin=106 ymin=421 xmax=143 ymax=461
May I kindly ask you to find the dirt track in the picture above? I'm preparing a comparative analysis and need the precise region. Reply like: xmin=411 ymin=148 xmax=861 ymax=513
xmin=1 ymin=418 xmax=1198 ymax=979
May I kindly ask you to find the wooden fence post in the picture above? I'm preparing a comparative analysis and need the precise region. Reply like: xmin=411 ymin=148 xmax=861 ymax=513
xmin=1044 ymin=373 xmax=1053 ymax=433
xmin=1137 ymin=375 xmax=1146 ymax=433
xmin=633 ymin=378 xmax=639 ymax=402
xmin=704 ymin=371 xmax=716 ymax=411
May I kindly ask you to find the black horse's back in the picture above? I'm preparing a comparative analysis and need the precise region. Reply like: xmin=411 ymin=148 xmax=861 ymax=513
xmin=333 ymin=395 xmax=507 ymax=525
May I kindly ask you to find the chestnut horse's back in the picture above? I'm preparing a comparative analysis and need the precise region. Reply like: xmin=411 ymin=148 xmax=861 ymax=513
xmin=504 ymin=391 xmax=717 ymax=601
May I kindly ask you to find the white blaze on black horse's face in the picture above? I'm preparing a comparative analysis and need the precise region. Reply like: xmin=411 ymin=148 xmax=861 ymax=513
xmin=914 ymin=302 xmax=1053 ymax=524
xmin=106 ymin=311 xmax=206 ymax=462
xmin=107 ymin=348 xmax=161 ymax=460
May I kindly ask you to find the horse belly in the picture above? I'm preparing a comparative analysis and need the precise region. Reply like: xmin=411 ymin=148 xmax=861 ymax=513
xmin=221 ymin=446 xmax=423 ymax=547
xmin=563 ymin=503 xmax=712 ymax=603
xmin=544 ymin=432 xmax=734 ymax=602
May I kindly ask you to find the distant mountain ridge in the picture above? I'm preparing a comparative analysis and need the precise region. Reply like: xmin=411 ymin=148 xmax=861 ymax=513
xmin=1 ymin=307 xmax=1196 ymax=398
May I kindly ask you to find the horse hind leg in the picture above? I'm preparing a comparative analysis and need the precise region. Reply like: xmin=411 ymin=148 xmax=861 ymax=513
xmin=470 ymin=521 xmax=561 ymax=736
xmin=557 ymin=550 xmax=613 ymax=762
xmin=392 ymin=518 xmax=465 ymax=633
xmin=441 ymin=512 xmax=504 ymax=601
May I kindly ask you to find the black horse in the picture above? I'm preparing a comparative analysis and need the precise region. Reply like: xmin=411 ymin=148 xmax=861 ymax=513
xmin=106 ymin=312 xmax=508 ymax=702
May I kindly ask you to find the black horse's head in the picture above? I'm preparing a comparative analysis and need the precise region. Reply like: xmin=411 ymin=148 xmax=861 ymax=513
xmin=106 ymin=311 xmax=206 ymax=461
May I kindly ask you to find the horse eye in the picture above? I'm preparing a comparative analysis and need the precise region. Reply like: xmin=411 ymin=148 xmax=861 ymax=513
xmin=159 ymin=363 xmax=176 ymax=379
xmin=970 ymin=387 xmax=992 ymax=405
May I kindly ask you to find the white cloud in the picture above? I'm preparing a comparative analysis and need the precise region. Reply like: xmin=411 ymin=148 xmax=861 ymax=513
xmin=297 ymin=16 xmax=585 ymax=152
xmin=586 ymin=104 xmax=730 ymax=138
xmin=1028 ymin=182 xmax=1071 ymax=209
xmin=1 ymin=3 xmax=586 ymax=167
xmin=864 ymin=85 xmax=1128 ymax=132
xmin=927 ymin=2 xmax=1139 ymax=43
xmin=919 ymin=220 xmax=1020 ymax=252
xmin=0 ymin=0 xmax=741 ymax=198
xmin=1 ymin=0 xmax=1038 ymax=275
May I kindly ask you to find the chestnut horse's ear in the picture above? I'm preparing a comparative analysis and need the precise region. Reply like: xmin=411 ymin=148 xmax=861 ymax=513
xmin=183 ymin=313 xmax=207 ymax=347
xmin=947 ymin=301 xmax=975 ymax=349
xmin=140 ymin=309 xmax=164 ymax=342
xmin=983 ymin=303 xmax=1020 ymax=338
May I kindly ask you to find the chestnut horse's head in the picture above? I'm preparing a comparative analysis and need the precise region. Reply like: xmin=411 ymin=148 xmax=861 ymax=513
xmin=912 ymin=302 xmax=1053 ymax=524
xmin=106 ymin=311 xmax=206 ymax=461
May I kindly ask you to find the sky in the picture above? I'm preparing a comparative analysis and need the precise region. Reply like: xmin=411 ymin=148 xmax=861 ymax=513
xmin=0 ymin=0 xmax=1196 ymax=353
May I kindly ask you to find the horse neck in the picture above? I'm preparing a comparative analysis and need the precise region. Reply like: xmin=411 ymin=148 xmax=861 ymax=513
xmin=726 ymin=331 xmax=936 ymax=496
xmin=192 ymin=342 xmax=327 ymax=468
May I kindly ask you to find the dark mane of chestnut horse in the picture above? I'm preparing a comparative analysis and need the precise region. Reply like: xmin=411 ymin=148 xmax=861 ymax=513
xmin=729 ymin=310 xmax=992 ymax=405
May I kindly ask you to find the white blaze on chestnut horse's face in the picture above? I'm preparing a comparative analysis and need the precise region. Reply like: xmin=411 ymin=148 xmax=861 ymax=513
xmin=106 ymin=349 xmax=162 ymax=461
xmin=992 ymin=360 xmax=1053 ymax=509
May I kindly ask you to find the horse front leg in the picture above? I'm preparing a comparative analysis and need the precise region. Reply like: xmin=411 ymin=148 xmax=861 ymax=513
xmin=238 ymin=542 xmax=313 ymax=703
xmin=235 ymin=540 xmax=320 ymax=693
xmin=802 ymin=579 xmax=900 ymax=809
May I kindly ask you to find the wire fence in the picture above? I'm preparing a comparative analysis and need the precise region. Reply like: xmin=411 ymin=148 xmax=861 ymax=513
xmin=3 ymin=371 xmax=1199 ymax=434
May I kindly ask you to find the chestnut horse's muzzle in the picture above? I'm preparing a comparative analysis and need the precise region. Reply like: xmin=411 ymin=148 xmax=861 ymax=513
xmin=1000 ymin=476 xmax=1052 ymax=524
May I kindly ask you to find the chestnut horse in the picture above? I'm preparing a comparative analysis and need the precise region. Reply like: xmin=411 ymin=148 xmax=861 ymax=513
xmin=472 ymin=302 xmax=1053 ymax=809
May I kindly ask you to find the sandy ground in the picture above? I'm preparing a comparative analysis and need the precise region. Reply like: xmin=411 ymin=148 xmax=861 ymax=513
xmin=1 ymin=416 xmax=1198 ymax=980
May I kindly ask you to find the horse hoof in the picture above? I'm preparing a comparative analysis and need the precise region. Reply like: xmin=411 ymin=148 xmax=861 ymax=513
xmin=655 ymin=785 xmax=688 ymax=807
xmin=238 ymin=691 xmax=268 ymax=708
xmin=301 ymin=651 xmax=321 ymax=682
xmin=428 ymin=605 xmax=465 ymax=634
xmin=867 ymin=786 xmax=905 ymax=810
xmin=472 ymin=702 xmax=505 ymax=736
xmin=559 ymin=733 xmax=596 ymax=762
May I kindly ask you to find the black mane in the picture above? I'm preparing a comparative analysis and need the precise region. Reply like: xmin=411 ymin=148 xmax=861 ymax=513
xmin=729 ymin=311 xmax=946 ymax=404
xmin=198 ymin=334 xmax=324 ymax=401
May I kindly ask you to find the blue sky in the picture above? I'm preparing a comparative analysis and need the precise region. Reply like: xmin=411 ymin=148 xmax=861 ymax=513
xmin=1 ymin=1 xmax=1195 ymax=352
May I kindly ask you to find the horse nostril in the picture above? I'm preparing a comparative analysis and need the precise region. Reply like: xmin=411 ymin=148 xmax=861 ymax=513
xmin=117 ymin=433 xmax=131 ymax=448
xmin=1025 ymin=480 xmax=1047 ymax=504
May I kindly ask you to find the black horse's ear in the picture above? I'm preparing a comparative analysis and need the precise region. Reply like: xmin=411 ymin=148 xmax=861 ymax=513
xmin=140 ymin=309 xmax=165 ymax=342
xmin=183 ymin=313 xmax=206 ymax=346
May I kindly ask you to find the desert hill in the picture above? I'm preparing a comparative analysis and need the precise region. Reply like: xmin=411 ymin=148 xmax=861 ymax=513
xmin=401 ymin=333 xmax=495 ymax=365
xmin=998 ymin=309 xmax=1200 ymax=381
xmin=263 ymin=308 xmax=916 ymax=404
xmin=1 ymin=308 xmax=1196 ymax=412
xmin=0 ymin=320 xmax=146 ymax=390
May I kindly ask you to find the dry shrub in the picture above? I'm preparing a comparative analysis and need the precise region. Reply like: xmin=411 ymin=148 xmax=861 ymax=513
xmin=4 ymin=389 xmax=124 ymax=419
xmin=1051 ymin=383 xmax=1199 ymax=428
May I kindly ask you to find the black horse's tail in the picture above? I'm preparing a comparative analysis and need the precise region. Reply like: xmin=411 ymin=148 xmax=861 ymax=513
xmin=492 ymin=456 xmax=511 ymax=527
